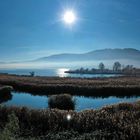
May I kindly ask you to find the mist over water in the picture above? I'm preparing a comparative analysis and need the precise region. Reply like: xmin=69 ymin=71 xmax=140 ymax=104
xmin=0 ymin=58 xmax=139 ymax=70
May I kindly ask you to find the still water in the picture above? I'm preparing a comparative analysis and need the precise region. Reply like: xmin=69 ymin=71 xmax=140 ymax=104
xmin=2 ymin=92 xmax=140 ymax=111
xmin=0 ymin=68 xmax=122 ymax=78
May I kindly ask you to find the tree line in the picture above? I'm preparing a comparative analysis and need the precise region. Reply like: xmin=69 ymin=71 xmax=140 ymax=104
xmin=68 ymin=62 xmax=140 ymax=75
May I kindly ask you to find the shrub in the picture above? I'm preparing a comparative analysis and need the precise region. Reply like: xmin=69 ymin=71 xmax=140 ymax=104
xmin=0 ymin=85 xmax=13 ymax=94
xmin=0 ymin=92 xmax=12 ymax=104
xmin=48 ymin=94 xmax=75 ymax=110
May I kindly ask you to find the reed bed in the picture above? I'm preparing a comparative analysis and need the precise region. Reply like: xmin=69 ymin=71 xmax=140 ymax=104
xmin=0 ymin=74 xmax=140 ymax=97
xmin=0 ymin=101 xmax=140 ymax=139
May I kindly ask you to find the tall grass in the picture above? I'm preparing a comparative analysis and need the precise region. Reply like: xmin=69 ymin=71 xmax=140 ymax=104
xmin=0 ymin=101 xmax=140 ymax=139
xmin=0 ymin=112 xmax=19 ymax=140
xmin=0 ymin=74 xmax=140 ymax=97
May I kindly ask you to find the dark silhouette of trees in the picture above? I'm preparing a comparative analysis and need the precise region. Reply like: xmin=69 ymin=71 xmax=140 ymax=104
xmin=67 ymin=62 xmax=140 ymax=76
xmin=113 ymin=62 xmax=121 ymax=72
xmin=29 ymin=71 xmax=35 ymax=77
xmin=122 ymin=65 xmax=134 ymax=74
xmin=99 ymin=62 xmax=105 ymax=72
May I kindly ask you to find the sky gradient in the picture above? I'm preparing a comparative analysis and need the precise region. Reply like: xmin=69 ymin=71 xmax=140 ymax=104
xmin=0 ymin=0 xmax=140 ymax=61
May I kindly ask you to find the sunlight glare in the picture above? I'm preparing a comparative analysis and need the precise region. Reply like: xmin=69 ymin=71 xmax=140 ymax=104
xmin=63 ymin=10 xmax=76 ymax=24
xmin=66 ymin=114 xmax=71 ymax=121
xmin=57 ymin=68 xmax=69 ymax=77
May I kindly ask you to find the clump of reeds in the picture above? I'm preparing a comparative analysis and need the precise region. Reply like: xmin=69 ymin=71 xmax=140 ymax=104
xmin=0 ymin=85 xmax=13 ymax=103
xmin=48 ymin=94 xmax=75 ymax=110
xmin=0 ymin=85 xmax=13 ymax=94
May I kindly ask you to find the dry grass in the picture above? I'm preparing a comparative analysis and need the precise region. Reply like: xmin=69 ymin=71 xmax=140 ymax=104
xmin=0 ymin=100 xmax=140 ymax=139
xmin=0 ymin=74 xmax=140 ymax=96
xmin=0 ymin=74 xmax=140 ymax=139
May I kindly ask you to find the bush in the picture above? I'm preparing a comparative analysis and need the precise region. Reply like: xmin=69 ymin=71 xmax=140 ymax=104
xmin=0 ymin=85 xmax=13 ymax=94
xmin=48 ymin=94 xmax=75 ymax=110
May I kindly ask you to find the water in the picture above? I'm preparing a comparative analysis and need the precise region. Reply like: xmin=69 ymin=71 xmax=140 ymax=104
xmin=0 ymin=68 xmax=122 ymax=78
xmin=2 ymin=92 xmax=140 ymax=111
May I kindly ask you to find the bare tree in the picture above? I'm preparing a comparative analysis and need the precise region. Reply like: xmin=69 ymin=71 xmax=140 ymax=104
xmin=122 ymin=65 xmax=133 ymax=74
xmin=29 ymin=71 xmax=35 ymax=77
xmin=113 ymin=62 xmax=121 ymax=72
xmin=79 ymin=67 xmax=84 ymax=72
xmin=99 ymin=62 xmax=105 ymax=72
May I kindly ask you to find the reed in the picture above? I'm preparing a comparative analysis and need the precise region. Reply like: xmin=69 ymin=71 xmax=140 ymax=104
xmin=0 ymin=100 xmax=140 ymax=139
xmin=0 ymin=74 xmax=140 ymax=97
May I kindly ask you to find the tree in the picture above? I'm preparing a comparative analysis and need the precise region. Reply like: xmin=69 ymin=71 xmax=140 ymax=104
xmin=99 ymin=62 xmax=105 ymax=72
xmin=122 ymin=65 xmax=134 ymax=74
xmin=29 ymin=71 xmax=35 ymax=77
xmin=113 ymin=62 xmax=121 ymax=71
xmin=80 ymin=67 xmax=84 ymax=71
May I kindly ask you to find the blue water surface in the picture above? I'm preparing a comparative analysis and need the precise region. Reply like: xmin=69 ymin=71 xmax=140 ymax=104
xmin=3 ymin=92 xmax=140 ymax=111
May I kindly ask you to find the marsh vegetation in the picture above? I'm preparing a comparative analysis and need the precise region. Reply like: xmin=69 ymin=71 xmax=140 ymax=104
xmin=0 ymin=100 xmax=140 ymax=139
xmin=0 ymin=74 xmax=140 ymax=139
xmin=48 ymin=94 xmax=75 ymax=110
xmin=0 ymin=74 xmax=140 ymax=97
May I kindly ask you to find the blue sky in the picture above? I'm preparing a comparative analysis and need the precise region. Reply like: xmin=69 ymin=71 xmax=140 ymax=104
xmin=0 ymin=0 xmax=140 ymax=61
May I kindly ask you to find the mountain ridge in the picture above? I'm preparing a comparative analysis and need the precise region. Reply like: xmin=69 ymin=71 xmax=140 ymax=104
xmin=35 ymin=48 xmax=140 ymax=62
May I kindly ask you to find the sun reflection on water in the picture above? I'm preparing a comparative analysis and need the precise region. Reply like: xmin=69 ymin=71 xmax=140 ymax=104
xmin=56 ymin=68 xmax=69 ymax=77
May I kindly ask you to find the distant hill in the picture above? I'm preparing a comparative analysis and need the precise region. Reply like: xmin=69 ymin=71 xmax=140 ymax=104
xmin=0 ymin=48 xmax=139 ymax=69
xmin=35 ymin=48 xmax=140 ymax=62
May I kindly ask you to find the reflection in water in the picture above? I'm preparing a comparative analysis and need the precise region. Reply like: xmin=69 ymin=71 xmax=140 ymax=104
xmin=0 ymin=92 xmax=12 ymax=104
xmin=75 ymin=96 xmax=140 ymax=111
xmin=4 ymin=92 xmax=48 ymax=109
xmin=56 ymin=68 xmax=69 ymax=77
xmin=3 ymin=92 xmax=140 ymax=111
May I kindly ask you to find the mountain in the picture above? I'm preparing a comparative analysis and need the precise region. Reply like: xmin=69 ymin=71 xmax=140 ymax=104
xmin=0 ymin=48 xmax=139 ymax=69
xmin=35 ymin=48 xmax=140 ymax=62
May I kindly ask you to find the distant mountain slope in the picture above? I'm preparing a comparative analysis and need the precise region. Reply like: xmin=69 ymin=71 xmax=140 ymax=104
xmin=35 ymin=48 xmax=140 ymax=62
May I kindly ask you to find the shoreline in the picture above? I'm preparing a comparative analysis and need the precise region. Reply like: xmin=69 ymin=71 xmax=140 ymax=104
xmin=65 ymin=70 xmax=124 ymax=75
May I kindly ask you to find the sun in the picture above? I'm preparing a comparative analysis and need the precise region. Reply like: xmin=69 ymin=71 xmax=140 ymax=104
xmin=63 ymin=10 xmax=76 ymax=24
